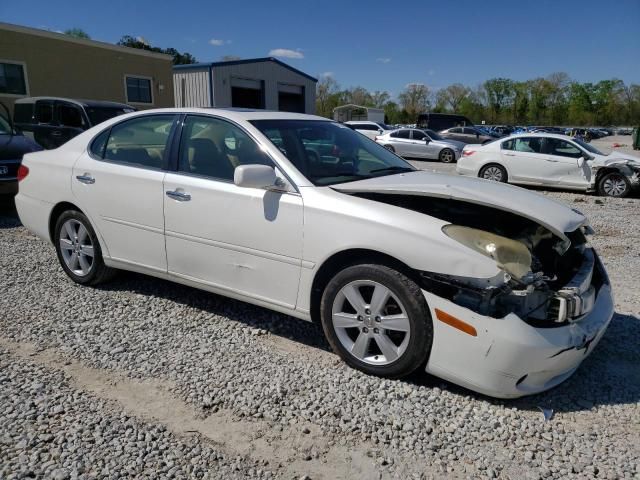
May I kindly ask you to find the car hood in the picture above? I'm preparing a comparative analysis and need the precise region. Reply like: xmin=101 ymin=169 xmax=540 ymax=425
xmin=592 ymin=151 xmax=640 ymax=167
xmin=332 ymin=171 xmax=586 ymax=242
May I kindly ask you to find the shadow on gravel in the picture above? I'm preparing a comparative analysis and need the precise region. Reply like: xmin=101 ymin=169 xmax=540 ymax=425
xmin=0 ymin=196 xmax=21 ymax=228
xmin=96 ymin=271 xmax=333 ymax=353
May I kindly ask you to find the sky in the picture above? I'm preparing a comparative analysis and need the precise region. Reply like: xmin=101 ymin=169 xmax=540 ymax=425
xmin=2 ymin=0 xmax=639 ymax=98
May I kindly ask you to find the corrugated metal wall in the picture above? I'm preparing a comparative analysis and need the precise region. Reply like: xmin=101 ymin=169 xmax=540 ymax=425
xmin=173 ymin=68 xmax=211 ymax=107
xmin=211 ymin=62 xmax=316 ymax=113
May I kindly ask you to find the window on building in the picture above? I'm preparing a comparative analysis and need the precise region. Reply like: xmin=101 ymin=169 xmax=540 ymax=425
xmin=0 ymin=62 xmax=27 ymax=95
xmin=125 ymin=76 xmax=153 ymax=104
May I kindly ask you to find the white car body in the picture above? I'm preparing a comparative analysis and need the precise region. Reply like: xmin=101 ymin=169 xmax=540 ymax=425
xmin=345 ymin=121 xmax=390 ymax=140
xmin=15 ymin=109 xmax=614 ymax=398
xmin=456 ymin=133 xmax=640 ymax=195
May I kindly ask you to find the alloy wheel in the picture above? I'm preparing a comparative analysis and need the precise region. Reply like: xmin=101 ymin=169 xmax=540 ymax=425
xmin=331 ymin=280 xmax=411 ymax=365
xmin=440 ymin=149 xmax=454 ymax=163
xmin=482 ymin=166 xmax=503 ymax=182
xmin=602 ymin=175 xmax=627 ymax=197
xmin=59 ymin=219 xmax=94 ymax=277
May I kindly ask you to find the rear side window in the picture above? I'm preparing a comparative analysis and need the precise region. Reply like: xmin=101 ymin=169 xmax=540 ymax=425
xmin=391 ymin=129 xmax=410 ymax=139
xmin=502 ymin=139 xmax=514 ymax=150
xmin=89 ymin=129 xmax=110 ymax=158
xmin=102 ymin=115 xmax=175 ymax=169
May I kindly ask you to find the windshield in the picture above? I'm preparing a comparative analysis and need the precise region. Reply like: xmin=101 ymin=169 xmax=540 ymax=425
xmin=86 ymin=107 xmax=135 ymax=126
xmin=573 ymin=138 xmax=604 ymax=156
xmin=250 ymin=119 xmax=415 ymax=186
xmin=425 ymin=129 xmax=443 ymax=140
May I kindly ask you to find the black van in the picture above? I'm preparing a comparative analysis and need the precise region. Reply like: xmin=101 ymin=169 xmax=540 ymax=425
xmin=0 ymin=103 xmax=42 ymax=196
xmin=14 ymin=97 xmax=135 ymax=150
xmin=416 ymin=113 xmax=474 ymax=132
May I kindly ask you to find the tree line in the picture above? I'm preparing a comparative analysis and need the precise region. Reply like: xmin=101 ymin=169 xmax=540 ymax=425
xmin=316 ymin=73 xmax=640 ymax=127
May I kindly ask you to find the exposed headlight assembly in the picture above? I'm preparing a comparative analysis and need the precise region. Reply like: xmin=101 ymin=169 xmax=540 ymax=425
xmin=442 ymin=225 xmax=532 ymax=280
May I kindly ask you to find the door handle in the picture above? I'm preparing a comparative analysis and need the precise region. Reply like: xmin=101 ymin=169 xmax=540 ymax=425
xmin=545 ymin=159 xmax=559 ymax=162
xmin=166 ymin=190 xmax=191 ymax=201
xmin=504 ymin=153 xmax=516 ymax=156
xmin=76 ymin=174 xmax=95 ymax=184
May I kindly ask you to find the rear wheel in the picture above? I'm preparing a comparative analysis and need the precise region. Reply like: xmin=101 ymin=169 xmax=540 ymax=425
xmin=598 ymin=172 xmax=630 ymax=197
xmin=439 ymin=148 xmax=455 ymax=163
xmin=320 ymin=264 xmax=433 ymax=378
xmin=383 ymin=145 xmax=395 ymax=152
xmin=479 ymin=164 xmax=507 ymax=183
xmin=54 ymin=210 xmax=116 ymax=285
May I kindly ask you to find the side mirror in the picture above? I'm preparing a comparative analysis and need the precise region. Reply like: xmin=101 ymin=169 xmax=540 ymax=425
xmin=234 ymin=164 xmax=278 ymax=189
xmin=424 ymin=138 xmax=431 ymax=144
xmin=378 ymin=129 xmax=384 ymax=134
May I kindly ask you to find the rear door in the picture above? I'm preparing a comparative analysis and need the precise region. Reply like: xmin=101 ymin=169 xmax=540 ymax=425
xmin=389 ymin=129 xmax=412 ymax=156
xmin=500 ymin=137 xmax=548 ymax=183
xmin=72 ymin=114 xmax=177 ymax=271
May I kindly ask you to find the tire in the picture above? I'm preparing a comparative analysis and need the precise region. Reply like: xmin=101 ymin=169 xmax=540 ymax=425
xmin=439 ymin=148 xmax=456 ymax=163
xmin=54 ymin=210 xmax=116 ymax=285
xmin=383 ymin=145 xmax=395 ymax=152
xmin=320 ymin=264 xmax=433 ymax=379
xmin=479 ymin=163 xmax=507 ymax=183
xmin=597 ymin=172 xmax=630 ymax=197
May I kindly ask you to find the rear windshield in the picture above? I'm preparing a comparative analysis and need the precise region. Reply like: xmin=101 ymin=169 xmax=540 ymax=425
xmin=86 ymin=107 xmax=135 ymax=126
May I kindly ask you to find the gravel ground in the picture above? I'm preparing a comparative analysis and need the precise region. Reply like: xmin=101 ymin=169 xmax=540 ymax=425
xmin=0 ymin=135 xmax=638 ymax=479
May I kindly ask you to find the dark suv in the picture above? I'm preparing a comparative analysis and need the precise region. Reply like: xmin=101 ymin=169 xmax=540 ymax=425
xmin=0 ymin=103 xmax=42 ymax=196
xmin=14 ymin=97 xmax=135 ymax=149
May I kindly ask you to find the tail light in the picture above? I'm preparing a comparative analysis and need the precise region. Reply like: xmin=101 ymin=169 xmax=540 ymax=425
xmin=17 ymin=164 xmax=29 ymax=181
xmin=462 ymin=150 xmax=475 ymax=157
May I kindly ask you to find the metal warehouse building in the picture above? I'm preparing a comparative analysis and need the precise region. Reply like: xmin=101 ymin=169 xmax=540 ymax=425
xmin=173 ymin=58 xmax=317 ymax=113
xmin=0 ymin=22 xmax=174 ymax=115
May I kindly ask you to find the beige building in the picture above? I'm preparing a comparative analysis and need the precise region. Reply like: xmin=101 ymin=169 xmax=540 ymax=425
xmin=0 ymin=22 xmax=174 ymax=116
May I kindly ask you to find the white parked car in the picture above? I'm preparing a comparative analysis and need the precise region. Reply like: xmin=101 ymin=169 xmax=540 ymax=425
xmin=16 ymin=109 xmax=613 ymax=398
xmin=374 ymin=128 xmax=464 ymax=163
xmin=456 ymin=133 xmax=640 ymax=197
xmin=344 ymin=120 xmax=393 ymax=140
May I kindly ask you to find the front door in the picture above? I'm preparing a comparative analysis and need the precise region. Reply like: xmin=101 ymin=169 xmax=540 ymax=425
xmin=72 ymin=114 xmax=177 ymax=271
xmin=540 ymin=138 xmax=591 ymax=188
xmin=163 ymin=114 xmax=303 ymax=308
xmin=410 ymin=129 xmax=439 ymax=158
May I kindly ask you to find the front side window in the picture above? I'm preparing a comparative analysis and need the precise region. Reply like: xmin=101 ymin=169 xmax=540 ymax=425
xmin=544 ymin=138 xmax=582 ymax=158
xmin=57 ymin=104 xmax=84 ymax=128
xmin=103 ymin=114 xmax=175 ymax=169
xmin=412 ymin=130 xmax=427 ymax=140
xmin=449 ymin=127 xmax=462 ymax=133
xmin=513 ymin=137 xmax=543 ymax=154
xmin=462 ymin=127 xmax=477 ymax=135
xmin=0 ymin=62 xmax=27 ymax=95
xmin=125 ymin=76 xmax=152 ymax=104
xmin=251 ymin=120 xmax=415 ymax=186
xmin=35 ymin=102 xmax=53 ymax=124
xmin=179 ymin=115 xmax=273 ymax=181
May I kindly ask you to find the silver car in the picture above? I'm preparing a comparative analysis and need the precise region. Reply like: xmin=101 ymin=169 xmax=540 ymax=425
xmin=375 ymin=128 xmax=464 ymax=163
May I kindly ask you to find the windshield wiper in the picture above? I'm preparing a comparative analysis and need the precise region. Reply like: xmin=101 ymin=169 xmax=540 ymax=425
xmin=369 ymin=166 xmax=415 ymax=174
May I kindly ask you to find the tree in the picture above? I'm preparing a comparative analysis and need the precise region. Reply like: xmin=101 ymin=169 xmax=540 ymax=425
xmin=316 ymin=75 xmax=340 ymax=118
xmin=437 ymin=83 xmax=470 ymax=113
xmin=117 ymin=35 xmax=197 ymax=65
xmin=370 ymin=90 xmax=391 ymax=108
xmin=398 ymin=83 xmax=430 ymax=120
xmin=64 ymin=28 xmax=90 ymax=39
xmin=483 ymin=78 xmax=514 ymax=123
xmin=344 ymin=86 xmax=373 ymax=106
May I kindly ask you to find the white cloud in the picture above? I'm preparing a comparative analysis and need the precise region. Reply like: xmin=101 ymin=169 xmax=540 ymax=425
xmin=320 ymin=71 xmax=334 ymax=78
xmin=406 ymin=82 xmax=426 ymax=88
xmin=376 ymin=57 xmax=391 ymax=64
xmin=269 ymin=48 xmax=304 ymax=59
xmin=209 ymin=38 xmax=231 ymax=46
xmin=428 ymin=69 xmax=435 ymax=76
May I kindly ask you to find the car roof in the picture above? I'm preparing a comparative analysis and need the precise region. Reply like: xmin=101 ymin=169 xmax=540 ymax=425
xmin=505 ymin=132 xmax=577 ymax=140
xmin=344 ymin=120 xmax=381 ymax=124
xmin=105 ymin=107 xmax=332 ymax=123
xmin=14 ymin=96 xmax=133 ymax=109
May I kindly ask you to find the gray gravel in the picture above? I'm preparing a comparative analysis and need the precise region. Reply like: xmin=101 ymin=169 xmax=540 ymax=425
xmin=0 ymin=137 xmax=639 ymax=479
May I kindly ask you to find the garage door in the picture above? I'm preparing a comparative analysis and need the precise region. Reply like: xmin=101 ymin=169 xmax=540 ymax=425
xmin=278 ymin=84 xmax=305 ymax=113
xmin=231 ymin=78 xmax=265 ymax=109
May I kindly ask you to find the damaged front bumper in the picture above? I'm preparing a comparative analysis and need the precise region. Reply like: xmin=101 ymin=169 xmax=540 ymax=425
xmin=421 ymin=252 xmax=614 ymax=398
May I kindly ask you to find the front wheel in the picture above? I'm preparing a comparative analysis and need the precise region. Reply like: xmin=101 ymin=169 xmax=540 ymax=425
xmin=479 ymin=164 xmax=507 ymax=183
xmin=383 ymin=144 xmax=395 ymax=152
xmin=439 ymin=148 xmax=455 ymax=163
xmin=54 ymin=210 xmax=116 ymax=285
xmin=598 ymin=172 xmax=630 ymax=197
xmin=320 ymin=264 xmax=433 ymax=378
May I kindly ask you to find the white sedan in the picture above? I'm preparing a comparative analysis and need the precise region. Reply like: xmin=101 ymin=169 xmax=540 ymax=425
xmin=15 ymin=109 xmax=613 ymax=398
xmin=456 ymin=133 xmax=640 ymax=197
